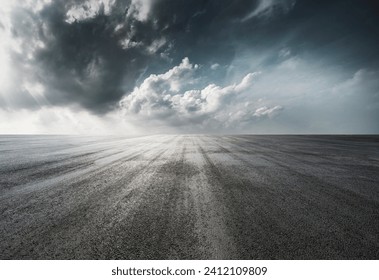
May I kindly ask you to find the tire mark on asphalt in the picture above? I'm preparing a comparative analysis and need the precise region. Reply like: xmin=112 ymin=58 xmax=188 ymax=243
xmin=0 ymin=141 xmax=170 ymax=259
xmin=203 ymin=136 xmax=379 ymax=258
xmin=196 ymin=139 xmax=285 ymax=259
xmin=0 ymin=139 xmax=166 ymax=200
xmin=102 ymin=136 xmax=201 ymax=259
xmin=185 ymin=137 xmax=239 ymax=259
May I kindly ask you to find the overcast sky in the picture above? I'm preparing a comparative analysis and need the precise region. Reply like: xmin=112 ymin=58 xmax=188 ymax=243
xmin=0 ymin=0 xmax=378 ymax=134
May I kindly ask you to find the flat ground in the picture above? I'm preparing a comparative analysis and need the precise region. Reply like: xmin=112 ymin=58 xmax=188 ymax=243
xmin=0 ymin=135 xmax=378 ymax=259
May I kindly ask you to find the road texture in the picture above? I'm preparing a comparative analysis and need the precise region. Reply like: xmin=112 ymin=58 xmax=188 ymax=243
xmin=0 ymin=135 xmax=378 ymax=259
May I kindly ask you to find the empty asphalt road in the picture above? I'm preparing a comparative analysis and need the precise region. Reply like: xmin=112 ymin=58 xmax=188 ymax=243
xmin=0 ymin=135 xmax=378 ymax=259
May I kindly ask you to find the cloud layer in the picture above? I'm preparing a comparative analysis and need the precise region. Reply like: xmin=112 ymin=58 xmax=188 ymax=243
xmin=120 ymin=58 xmax=282 ymax=131
xmin=0 ymin=0 xmax=378 ymax=133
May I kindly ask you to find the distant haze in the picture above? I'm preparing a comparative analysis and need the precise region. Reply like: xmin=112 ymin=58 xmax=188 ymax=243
xmin=0 ymin=0 xmax=378 ymax=134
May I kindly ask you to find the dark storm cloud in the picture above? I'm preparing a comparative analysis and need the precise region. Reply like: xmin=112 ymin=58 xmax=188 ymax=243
xmin=4 ymin=0 xmax=379 ymax=116
xmin=21 ymin=0 xmax=156 ymax=112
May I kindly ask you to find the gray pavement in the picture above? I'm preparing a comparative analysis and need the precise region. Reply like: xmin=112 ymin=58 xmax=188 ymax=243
xmin=0 ymin=135 xmax=378 ymax=259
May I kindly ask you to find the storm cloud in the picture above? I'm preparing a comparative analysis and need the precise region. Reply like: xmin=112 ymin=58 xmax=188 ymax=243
xmin=0 ymin=0 xmax=378 ymax=133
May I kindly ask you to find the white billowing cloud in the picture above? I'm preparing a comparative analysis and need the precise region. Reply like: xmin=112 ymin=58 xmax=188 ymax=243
xmin=127 ymin=0 xmax=153 ymax=22
xmin=120 ymin=58 xmax=282 ymax=130
xmin=242 ymin=0 xmax=296 ymax=22
xmin=120 ymin=58 xmax=197 ymax=114
xmin=65 ymin=0 xmax=116 ymax=24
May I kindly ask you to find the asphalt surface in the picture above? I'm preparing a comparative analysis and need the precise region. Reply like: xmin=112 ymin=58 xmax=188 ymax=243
xmin=0 ymin=135 xmax=378 ymax=259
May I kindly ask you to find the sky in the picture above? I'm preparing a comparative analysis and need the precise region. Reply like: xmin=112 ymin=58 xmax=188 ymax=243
xmin=0 ymin=0 xmax=378 ymax=134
